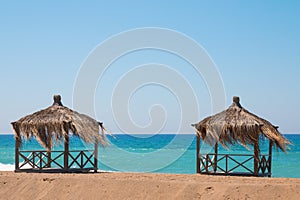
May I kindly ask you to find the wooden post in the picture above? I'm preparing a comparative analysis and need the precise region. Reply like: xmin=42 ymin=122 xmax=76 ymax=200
xmin=225 ymin=155 xmax=228 ymax=174
xmin=205 ymin=154 xmax=209 ymax=172
xmin=81 ymin=151 xmax=84 ymax=168
xmin=196 ymin=135 xmax=200 ymax=173
xmin=214 ymin=142 xmax=218 ymax=173
xmin=254 ymin=135 xmax=259 ymax=176
xmin=94 ymin=139 xmax=99 ymax=173
xmin=47 ymin=151 xmax=51 ymax=168
xmin=39 ymin=152 xmax=42 ymax=169
xmin=268 ymin=140 xmax=273 ymax=177
xmin=47 ymin=136 xmax=51 ymax=168
xmin=33 ymin=152 xmax=36 ymax=168
xmin=64 ymin=134 xmax=69 ymax=171
xmin=15 ymin=137 xmax=20 ymax=171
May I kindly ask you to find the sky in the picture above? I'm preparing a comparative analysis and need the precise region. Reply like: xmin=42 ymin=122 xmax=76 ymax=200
xmin=0 ymin=1 xmax=299 ymax=134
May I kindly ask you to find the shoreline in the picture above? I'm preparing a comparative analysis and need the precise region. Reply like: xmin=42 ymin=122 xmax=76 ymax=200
xmin=1 ymin=133 xmax=300 ymax=135
xmin=1 ymin=171 xmax=299 ymax=199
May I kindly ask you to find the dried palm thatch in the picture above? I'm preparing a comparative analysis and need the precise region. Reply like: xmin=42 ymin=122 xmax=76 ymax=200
xmin=192 ymin=96 xmax=290 ymax=152
xmin=11 ymin=95 xmax=108 ymax=150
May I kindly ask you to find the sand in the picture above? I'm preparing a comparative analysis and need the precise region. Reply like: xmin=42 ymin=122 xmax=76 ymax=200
xmin=0 ymin=172 xmax=299 ymax=200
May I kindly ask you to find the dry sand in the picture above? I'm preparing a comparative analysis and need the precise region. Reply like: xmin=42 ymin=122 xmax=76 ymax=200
xmin=0 ymin=171 xmax=299 ymax=200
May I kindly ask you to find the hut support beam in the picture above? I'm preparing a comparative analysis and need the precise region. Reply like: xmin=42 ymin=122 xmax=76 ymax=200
xmin=47 ymin=136 xmax=51 ymax=168
xmin=196 ymin=135 xmax=200 ymax=173
xmin=214 ymin=143 xmax=218 ymax=172
xmin=254 ymin=136 xmax=259 ymax=175
xmin=47 ymin=151 xmax=51 ymax=168
xmin=268 ymin=140 xmax=273 ymax=177
xmin=15 ymin=138 xmax=20 ymax=171
xmin=94 ymin=139 xmax=98 ymax=173
xmin=64 ymin=135 xmax=69 ymax=171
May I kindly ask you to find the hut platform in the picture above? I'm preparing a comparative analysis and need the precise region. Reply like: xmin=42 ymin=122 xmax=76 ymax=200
xmin=14 ymin=168 xmax=95 ymax=173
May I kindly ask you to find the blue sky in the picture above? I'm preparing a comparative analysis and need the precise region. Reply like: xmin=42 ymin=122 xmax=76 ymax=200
xmin=0 ymin=1 xmax=299 ymax=134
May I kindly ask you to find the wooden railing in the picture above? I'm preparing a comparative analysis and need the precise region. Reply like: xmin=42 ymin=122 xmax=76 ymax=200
xmin=16 ymin=150 xmax=96 ymax=172
xmin=198 ymin=153 xmax=271 ymax=177
xmin=257 ymin=154 xmax=272 ymax=174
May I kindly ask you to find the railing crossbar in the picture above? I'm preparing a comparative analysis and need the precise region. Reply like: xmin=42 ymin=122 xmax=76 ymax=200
xmin=227 ymin=156 xmax=254 ymax=173
xmin=82 ymin=152 xmax=94 ymax=168
xmin=216 ymin=165 xmax=226 ymax=173
xmin=48 ymin=152 xmax=64 ymax=169
xmin=19 ymin=152 xmax=36 ymax=168
xmin=68 ymin=152 xmax=82 ymax=168
xmin=258 ymin=155 xmax=270 ymax=173
xmin=38 ymin=152 xmax=48 ymax=167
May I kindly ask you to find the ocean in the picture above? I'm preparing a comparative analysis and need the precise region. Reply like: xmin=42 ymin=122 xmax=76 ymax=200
xmin=0 ymin=134 xmax=299 ymax=178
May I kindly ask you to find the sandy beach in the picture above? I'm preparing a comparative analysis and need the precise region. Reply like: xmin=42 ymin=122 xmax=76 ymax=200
xmin=0 ymin=172 xmax=299 ymax=200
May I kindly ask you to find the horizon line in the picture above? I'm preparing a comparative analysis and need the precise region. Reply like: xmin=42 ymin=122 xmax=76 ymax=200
xmin=0 ymin=132 xmax=299 ymax=135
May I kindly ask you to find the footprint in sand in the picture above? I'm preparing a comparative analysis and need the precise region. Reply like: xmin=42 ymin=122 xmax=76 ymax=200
xmin=42 ymin=178 xmax=55 ymax=182
xmin=205 ymin=186 xmax=214 ymax=193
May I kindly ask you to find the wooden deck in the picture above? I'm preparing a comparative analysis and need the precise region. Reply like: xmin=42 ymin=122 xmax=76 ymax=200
xmin=14 ymin=168 xmax=96 ymax=173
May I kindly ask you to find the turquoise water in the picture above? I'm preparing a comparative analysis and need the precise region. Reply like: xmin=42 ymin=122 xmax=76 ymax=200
xmin=0 ymin=134 xmax=299 ymax=178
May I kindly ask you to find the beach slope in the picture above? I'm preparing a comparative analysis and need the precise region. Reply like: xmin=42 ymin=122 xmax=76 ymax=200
xmin=0 ymin=172 xmax=299 ymax=199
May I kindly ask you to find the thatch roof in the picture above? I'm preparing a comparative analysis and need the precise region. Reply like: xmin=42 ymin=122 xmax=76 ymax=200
xmin=192 ymin=96 xmax=290 ymax=152
xmin=11 ymin=95 xmax=107 ymax=150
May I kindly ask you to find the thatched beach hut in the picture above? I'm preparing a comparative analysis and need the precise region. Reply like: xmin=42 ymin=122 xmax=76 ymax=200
xmin=192 ymin=96 xmax=290 ymax=177
xmin=11 ymin=95 xmax=107 ymax=172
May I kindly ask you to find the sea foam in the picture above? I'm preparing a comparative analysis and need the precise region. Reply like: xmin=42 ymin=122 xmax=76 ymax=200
xmin=0 ymin=163 xmax=14 ymax=171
